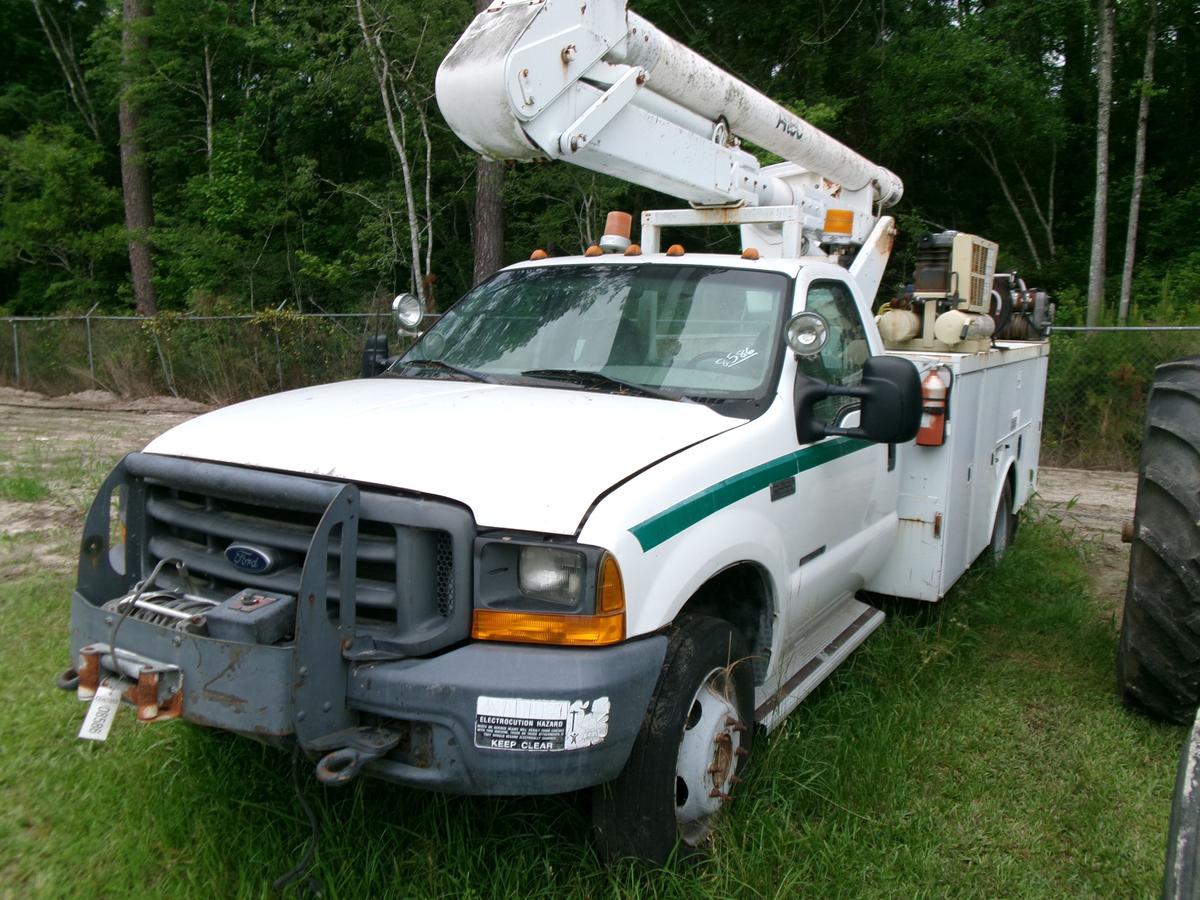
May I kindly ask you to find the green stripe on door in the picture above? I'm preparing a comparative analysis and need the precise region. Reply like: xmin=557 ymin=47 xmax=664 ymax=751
xmin=629 ymin=437 xmax=873 ymax=552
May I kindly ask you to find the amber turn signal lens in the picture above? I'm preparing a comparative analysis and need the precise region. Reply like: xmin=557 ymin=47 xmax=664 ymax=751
xmin=823 ymin=208 xmax=854 ymax=235
xmin=597 ymin=553 xmax=624 ymax=614
xmin=471 ymin=609 xmax=625 ymax=646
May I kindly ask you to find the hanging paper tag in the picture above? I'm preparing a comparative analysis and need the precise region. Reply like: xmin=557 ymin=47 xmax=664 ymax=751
xmin=78 ymin=679 xmax=123 ymax=742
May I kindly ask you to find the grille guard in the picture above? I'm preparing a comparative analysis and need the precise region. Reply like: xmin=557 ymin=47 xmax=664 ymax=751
xmin=75 ymin=452 xmax=477 ymax=746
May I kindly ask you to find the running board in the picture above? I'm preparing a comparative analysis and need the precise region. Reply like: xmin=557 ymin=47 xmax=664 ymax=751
xmin=754 ymin=598 xmax=885 ymax=732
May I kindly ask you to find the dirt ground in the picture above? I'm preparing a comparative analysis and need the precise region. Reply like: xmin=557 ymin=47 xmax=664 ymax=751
xmin=0 ymin=389 xmax=206 ymax=578
xmin=0 ymin=389 xmax=1138 ymax=605
xmin=1035 ymin=467 xmax=1137 ymax=609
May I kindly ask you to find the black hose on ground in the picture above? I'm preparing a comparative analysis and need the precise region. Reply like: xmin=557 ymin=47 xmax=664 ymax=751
xmin=272 ymin=745 xmax=324 ymax=898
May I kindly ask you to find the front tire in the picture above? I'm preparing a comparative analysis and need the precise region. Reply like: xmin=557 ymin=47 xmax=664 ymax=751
xmin=1117 ymin=357 xmax=1200 ymax=724
xmin=591 ymin=616 xmax=754 ymax=865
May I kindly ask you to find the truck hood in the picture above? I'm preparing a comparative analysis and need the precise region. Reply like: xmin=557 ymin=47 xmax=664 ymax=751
xmin=143 ymin=378 xmax=740 ymax=535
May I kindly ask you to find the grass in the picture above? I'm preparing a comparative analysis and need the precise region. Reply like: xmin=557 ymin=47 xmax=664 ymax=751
xmin=0 ymin=474 xmax=49 ymax=502
xmin=0 ymin=519 xmax=1184 ymax=899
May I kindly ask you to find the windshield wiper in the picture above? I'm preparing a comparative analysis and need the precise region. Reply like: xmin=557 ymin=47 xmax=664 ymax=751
xmin=394 ymin=358 xmax=496 ymax=384
xmin=521 ymin=368 xmax=687 ymax=402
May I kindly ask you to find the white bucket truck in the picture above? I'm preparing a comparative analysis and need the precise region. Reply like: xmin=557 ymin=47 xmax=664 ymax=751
xmin=60 ymin=0 xmax=1050 ymax=863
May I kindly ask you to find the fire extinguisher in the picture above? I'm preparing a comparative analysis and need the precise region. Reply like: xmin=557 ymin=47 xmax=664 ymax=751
xmin=916 ymin=368 xmax=950 ymax=446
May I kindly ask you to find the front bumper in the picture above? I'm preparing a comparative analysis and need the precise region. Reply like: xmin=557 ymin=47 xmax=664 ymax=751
xmin=68 ymin=590 xmax=666 ymax=795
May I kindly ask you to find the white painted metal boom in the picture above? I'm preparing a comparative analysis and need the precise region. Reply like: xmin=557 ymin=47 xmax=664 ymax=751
xmin=435 ymin=0 xmax=903 ymax=213
xmin=611 ymin=13 xmax=903 ymax=207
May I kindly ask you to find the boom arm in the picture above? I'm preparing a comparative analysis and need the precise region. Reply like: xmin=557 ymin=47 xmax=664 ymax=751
xmin=435 ymin=0 xmax=903 ymax=213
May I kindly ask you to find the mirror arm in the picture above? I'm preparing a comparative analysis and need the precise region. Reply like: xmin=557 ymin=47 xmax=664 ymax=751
xmin=794 ymin=375 xmax=871 ymax=444
xmin=809 ymin=385 xmax=872 ymax=440
xmin=821 ymin=424 xmax=870 ymax=440
xmin=819 ymin=384 xmax=869 ymax=400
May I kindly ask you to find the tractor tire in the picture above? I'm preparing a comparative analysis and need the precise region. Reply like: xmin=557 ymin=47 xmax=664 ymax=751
xmin=591 ymin=616 xmax=754 ymax=865
xmin=1117 ymin=357 xmax=1200 ymax=724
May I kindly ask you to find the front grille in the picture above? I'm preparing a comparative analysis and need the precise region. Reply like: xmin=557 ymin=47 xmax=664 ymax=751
xmin=434 ymin=531 xmax=454 ymax=618
xmin=145 ymin=486 xmax=419 ymax=614
xmin=127 ymin=457 xmax=476 ymax=656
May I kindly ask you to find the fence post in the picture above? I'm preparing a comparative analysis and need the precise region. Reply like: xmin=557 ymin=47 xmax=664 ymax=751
xmin=274 ymin=332 xmax=284 ymax=391
xmin=84 ymin=302 xmax=98 ymax=385
xmin=11 ymin=321 xmax=19 ymax=384
xmin=153 ymin=333 xmax=178 ymax=398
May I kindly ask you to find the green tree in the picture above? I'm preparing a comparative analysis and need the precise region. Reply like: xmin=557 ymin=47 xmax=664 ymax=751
xmin=0 ymin=124 xmax=123 ymax=311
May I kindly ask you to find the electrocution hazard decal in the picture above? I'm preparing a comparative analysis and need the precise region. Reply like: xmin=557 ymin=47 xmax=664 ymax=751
xmin=474 ymin=696 xmax=610 ymax=752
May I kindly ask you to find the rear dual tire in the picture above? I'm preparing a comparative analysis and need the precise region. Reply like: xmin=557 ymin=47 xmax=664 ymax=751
xmin=989 ymin=479 xmax=1016 ymax=564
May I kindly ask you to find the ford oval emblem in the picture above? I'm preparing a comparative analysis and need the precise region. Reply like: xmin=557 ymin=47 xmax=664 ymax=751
xmin=225 ymin=543 xmax=276 ymax=575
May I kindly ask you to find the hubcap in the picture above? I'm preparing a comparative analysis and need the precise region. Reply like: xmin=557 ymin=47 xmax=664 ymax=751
xmin=674 ymin=667 xmax=744 ymax=846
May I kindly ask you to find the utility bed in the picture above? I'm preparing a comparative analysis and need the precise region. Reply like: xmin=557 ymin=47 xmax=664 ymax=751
xmin=867 ymin=341 xmax=1050 ymax=601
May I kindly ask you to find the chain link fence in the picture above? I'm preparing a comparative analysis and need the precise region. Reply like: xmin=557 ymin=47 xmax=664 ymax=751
xmin=1042 ymin=326 xmax=1200 ymax=470
xmin=0 ymin=311 xmax=426 ymax=404
xmin=1 ymin=314 xmax=1197 ymax=470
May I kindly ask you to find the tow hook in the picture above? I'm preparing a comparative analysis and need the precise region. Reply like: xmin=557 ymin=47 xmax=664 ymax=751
xmin=310 ymin=726 xmax=400 ymax=787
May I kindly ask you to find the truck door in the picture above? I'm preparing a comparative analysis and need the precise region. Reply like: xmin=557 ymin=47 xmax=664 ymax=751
xmin=781 ymin=277 xmax=894 ymax=633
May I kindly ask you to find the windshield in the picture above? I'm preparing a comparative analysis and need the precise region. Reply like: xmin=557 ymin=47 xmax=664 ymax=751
xmin=394 ymin=264 xmax=790 ymax=410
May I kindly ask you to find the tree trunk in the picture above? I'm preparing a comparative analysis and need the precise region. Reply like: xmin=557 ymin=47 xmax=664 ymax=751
xmin=1086 ymin=0 xmax=1115 ymax=327
xmin=471 ymin=0 xmax=505 ymax=286
xmin=355 ymin=0 xmax=430 ymax=306
xmin=1015 ymin=149 xmax=1056 ymax=260
xmin=119 ymin=0 xmax=158 ymax=316
xmin=1118 ymin=4 xmax=1157 ymax=324
xmin=31 ymin=0 xmax=101 ymax=142
xmin=203 ymin=39 xmax=215 ymax=174
xmin=472 ymin=156 xmax=505 ymax=286
xmin=969 ymin=137 xmax=1042 ymax=269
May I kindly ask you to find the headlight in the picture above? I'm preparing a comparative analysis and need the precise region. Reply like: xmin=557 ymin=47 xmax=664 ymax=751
xmin=519 ymin=547 xmax=584 ymax=605
xmin=472 ymin=537 xmax=625 ymax=646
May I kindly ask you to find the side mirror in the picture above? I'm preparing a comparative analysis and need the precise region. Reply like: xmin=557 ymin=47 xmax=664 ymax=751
xmin=361 ymin=333 xmax=391 ymax=378
xmin=795 ymin=355 xmax=922 ymax=445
